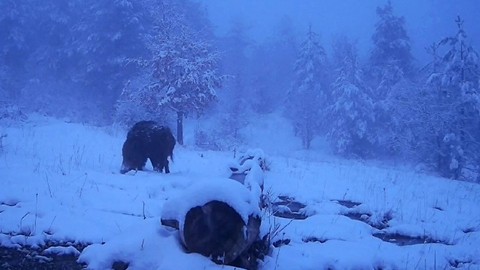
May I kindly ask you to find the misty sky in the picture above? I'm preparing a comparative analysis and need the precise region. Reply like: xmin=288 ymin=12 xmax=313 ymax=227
xmin=201 ymin=0 xmax=480 ymax=64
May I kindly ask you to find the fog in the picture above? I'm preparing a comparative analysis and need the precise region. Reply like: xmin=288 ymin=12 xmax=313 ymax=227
xmin=204 ymin=0 xmax=480 ymax=63
xmin=2 ymin=2 xmax=480 ymax=269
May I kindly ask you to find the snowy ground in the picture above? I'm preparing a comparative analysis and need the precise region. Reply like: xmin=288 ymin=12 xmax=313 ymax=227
xmin=1 ymin=115 xmax=479 ymax=269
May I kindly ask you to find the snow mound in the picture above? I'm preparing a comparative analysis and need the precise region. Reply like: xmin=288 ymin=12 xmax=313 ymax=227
xmin=162 ymin=178 xmax=261 ymax=230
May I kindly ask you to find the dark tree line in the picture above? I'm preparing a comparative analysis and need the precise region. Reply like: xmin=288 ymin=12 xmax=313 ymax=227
xmin=1 ymin=0 xmax=150 ymax=121
xmin=0 ymin=0 xmax=222 ymax=133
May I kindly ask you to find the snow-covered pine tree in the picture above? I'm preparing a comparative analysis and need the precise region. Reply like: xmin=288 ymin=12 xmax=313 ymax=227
xmin=369 ymin=0 xmax=413 ymax=105
xmin=153 ymin=33 xmax=222 ymax=145
xmin=378 ymin=77 xmax=422 ymax=158
xmin=249 ymin=45 xmax=275 ymax=114
xmin=368 ymin=1 xmax=416 ymax=157
xmin=370 ymin=1 xmax=412 ymax=82
xmin=115 ymin=0 xmax=222 ymax=144
xmin=426 ymin=16 xmax=480 ymax=179
xmin=71 ymin=0 xmax=150 ymax=120
xmin=408 ymin=41 xmax=458 ymax=177
xmin=148 ymin=1 xmax=222 ymax=145
xmin=215 ymin=19 xmax=251 ymax=148
xmin=287 ymin=25 xmax=328 ymax=149
xmin=249 ymin=16 xmax=298 ymax=114
xmin=114 ymin=75 xmax=173 ymax=128
xmin=327 ymin=38 xmax=375 ymax=158
xmin=410 ymin=43 xmax=445 ymax=170
xmin=0 ymin=0 xmax=34 ymax=101
xmin=0 ymin=0 xmax=155 ymax=122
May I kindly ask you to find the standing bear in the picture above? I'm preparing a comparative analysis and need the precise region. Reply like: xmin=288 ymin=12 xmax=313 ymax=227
xmin=120 ymin=121 xmax=176 ymax=174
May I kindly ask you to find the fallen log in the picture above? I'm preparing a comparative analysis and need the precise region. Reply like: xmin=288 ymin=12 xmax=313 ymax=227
xmin=161 ymin=180 xmax=262 ymax=269
xmin=161 ymin=150 xmax=269 ymax=269
xmin=182 ymin=200 xmax=261 ymax=265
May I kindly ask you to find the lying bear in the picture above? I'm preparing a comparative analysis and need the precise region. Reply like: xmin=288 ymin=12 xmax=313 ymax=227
xmin=120 ymin=121 xmax=175 ymax=174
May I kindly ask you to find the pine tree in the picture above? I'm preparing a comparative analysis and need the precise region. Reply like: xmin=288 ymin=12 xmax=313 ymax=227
xmin=249 ymin=16 xmax=298 ymax=114
xmin=115 ymin=75 xmax=173 ymax=128
xmin=287 ymin=26 xmax=328 ymax=149
xmin=216 ymin=19 xmax=251 ymax=147
xmin=369 ymin=0 xmax=413 ymax=101
xmin=117 ymin=0 xmax=223 ymax=145
xmin=71 ymin=0 xmax=150 ymax=116
xmin=370 ymin=1 xmax=412 ymax=77
xmin=426 ymin=16 xmax=480 ymax=179
xmin=327 ymin=38 xmax=375 ymax=157
xmin=368 ymin=1 xmax=416 ymax=157
xmin=155 ymin=32 xmax=223 ymax=145
xmin=0 ymin=0 xmax=45 ymax=100
xmin=0 ymin=0 xmax=154 ymax=122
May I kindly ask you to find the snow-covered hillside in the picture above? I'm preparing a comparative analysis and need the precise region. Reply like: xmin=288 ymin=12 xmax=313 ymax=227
xmin=1 ymin=115 xmax=479 ymax=269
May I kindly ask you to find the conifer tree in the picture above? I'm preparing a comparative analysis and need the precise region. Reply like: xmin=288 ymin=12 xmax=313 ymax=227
xmin=426 ymin=16 xmax=480 ymax=179
xmin=369 ymin=1 xmax=415 ymax=157
xmin=117 ymin=0 xmax=223 ymax=145
xmin=287 ymin=26 xmax=328 ymax=149
xmin=370 ymin=1 xmax=412 ymax=73
xmin=217 ymin=19 xmax=251 ymax=147
xmin=327 ymin=39 xmax=375 ymax=157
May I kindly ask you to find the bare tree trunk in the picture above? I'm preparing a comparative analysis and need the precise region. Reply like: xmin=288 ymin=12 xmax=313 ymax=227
xmin=177 ymin=111 xmax=184 ymax=145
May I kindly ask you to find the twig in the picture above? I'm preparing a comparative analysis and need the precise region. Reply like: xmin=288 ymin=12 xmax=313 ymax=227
xmin=271 ymin=219 xmax=294 ymax=240
xmin=78 ymin=174 xmax=88 ymax=198
xmin=115 ymin=222 xmax=122 ymax=233
xmin=0 ymin=133 xmax=7 ymax=151
xmin=48 ymin=216 xmax=57 ymax=233
xmin=44 ymin=172 xmax=53 ymax=198
xmin=34 ymin=193 xmax=38 ymax=235
xmin=274 ymin=232 xmax=285 ymax=270
xmin=19 ymin=212 xmax=31 ymax=235
xmin=142 ymin=201 xmax=146 ymax=219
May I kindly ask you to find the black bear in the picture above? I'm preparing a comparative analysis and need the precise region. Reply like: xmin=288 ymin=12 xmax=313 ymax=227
xmin=120 ymin=121 xmax=175 ymax=174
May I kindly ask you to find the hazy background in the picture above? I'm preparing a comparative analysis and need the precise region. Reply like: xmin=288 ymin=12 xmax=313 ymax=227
xmin=202 ymin=0 xmax=480 ymax=63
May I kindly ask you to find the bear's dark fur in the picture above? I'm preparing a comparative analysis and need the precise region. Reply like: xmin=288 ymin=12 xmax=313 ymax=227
xmin=120 ymin=121 xmax=175 ymax=174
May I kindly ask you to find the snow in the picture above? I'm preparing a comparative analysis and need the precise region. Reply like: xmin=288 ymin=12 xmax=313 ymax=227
xmin=44 ymin=245 xmax=81 ymax=256
xmin=1 ymin=114 xmax=480 ymax=269
xmin=162 ymin=178 xmax=261 ymax=230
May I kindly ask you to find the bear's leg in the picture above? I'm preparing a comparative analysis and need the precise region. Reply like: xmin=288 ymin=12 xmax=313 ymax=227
xmin=150 ymin=156 xmax=165 ymax=173
xmin=164 ymin=159 xmax=170 ymax=174
xmin=135 ymin=157 xmax=148 ymax=171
